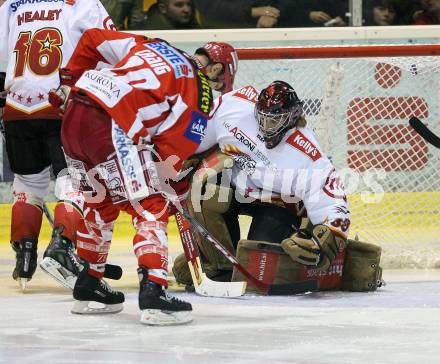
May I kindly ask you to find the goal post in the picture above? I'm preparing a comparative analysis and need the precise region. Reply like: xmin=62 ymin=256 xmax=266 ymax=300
xmin=236 ymin=44 xmax=440 ymax=59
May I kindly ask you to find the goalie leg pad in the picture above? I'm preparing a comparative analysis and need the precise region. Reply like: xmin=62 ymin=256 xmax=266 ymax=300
xmin=341 ymin=239 xmax=383 ymax=291
xmin=11 ymin=201 xmax=43 ymax=242
xmin=172 ymin=252 xmax=231 ymax=285
xmin=187 ymin=183 xmax=235 ymax=272
xmin=231 ymin=240 xmax=304 ymax=292
xmin=233 ymin=239 xmax=345 ymax=291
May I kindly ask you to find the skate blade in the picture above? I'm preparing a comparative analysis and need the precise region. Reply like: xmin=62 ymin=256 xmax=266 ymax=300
xmin=18 ymin=278 xmax=29 ymax=292
xmin=140 ymin=309 xmax=193 ymax=326
xmin=71 ymin=300 xmax=123 ymax=315
xmin=40 ymin=257 xmax=76 ymax=290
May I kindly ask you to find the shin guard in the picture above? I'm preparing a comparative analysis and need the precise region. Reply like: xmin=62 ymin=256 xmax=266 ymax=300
xmin=11 ymin=201 xmax=43 ymax=243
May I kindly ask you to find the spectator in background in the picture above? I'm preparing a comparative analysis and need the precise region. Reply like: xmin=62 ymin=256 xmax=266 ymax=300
xmin=395 ymin=0 xmax=420 ymax=25
xmin=276 ymin=1 xmax=313 ymax=27
xmin=143 ymin=0 xmax=201 ymax=29
xmin=364 ymin=0 xmax=397 ymax=26
xmin=194 ymin=0 xmax=280 ymax=28
xmin=100 ymin=0 xmax=125 ymax=29
xmin=413 ymin=0 xmax=440 ymax=24
xmin=308 ymin=0 xmax=348 ymax=26
xmin=100 ymin=0 xmax=147 ymax=30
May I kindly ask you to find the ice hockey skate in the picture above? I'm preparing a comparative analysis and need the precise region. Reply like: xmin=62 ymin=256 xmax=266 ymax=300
xmin=40 ymin=226 xmax=82 ymax=290
xmin=40 ymin=226 xmax=123 ymax=289
xmin=11 ymin=237 xmax=38 ymax=291
xmin=71 ymin=263 xmax=125 ymax=315
xmin=138 ymin=267 xmax=193 ymax=326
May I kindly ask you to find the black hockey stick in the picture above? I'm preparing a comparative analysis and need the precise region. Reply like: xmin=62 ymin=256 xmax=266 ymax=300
xmin=409 ymin=116 xmax=440 ymax=148
xmin=182 ymin=209 xmax=318 ymax=295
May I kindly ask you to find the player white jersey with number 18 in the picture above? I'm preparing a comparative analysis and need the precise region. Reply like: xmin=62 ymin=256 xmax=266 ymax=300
xmin=197 ymin=85 xmax=351 ymax=237
xmin=0 ymin=0 xmax=114 ymax=121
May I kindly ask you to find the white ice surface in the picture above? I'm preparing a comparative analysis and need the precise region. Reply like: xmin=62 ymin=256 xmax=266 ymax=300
xmin=1 ymin=271 xmax=440 ymax=364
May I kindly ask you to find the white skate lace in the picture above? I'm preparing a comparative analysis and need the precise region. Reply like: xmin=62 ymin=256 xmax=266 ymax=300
xmin=100 ymin=279 xmax=116 ymax=294
xmin=67 ymin=248 xmax=83 ymax=272
xmin=163 ymin=290 xmax=184 ymax=304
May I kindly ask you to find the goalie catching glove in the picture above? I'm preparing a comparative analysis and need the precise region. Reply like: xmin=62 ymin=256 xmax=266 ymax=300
xmin=281 ymin=219 xmax=347 ymax=271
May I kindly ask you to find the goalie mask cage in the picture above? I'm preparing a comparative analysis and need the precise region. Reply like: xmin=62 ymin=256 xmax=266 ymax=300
xmin=235 ymin=44 xmax=440 ymax=268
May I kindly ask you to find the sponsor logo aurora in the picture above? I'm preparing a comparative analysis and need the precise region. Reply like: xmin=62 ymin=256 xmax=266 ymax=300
xmin=83 ymin=71 xmax=121 ymax=98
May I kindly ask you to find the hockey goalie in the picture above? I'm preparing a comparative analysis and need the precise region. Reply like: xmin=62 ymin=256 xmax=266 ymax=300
xmin=173 ymin=81 xmax=383 ymax=293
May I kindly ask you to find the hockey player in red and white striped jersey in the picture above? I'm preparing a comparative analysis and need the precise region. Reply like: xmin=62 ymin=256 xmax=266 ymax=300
xmin=0 ymin=0 xmax=115 ymax=291
xmin=50 ymin=28 xmax=237 ymax=325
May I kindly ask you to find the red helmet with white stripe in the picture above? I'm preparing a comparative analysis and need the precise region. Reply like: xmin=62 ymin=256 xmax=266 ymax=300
xmin=201 ymin=42 xmax=238 ymax=93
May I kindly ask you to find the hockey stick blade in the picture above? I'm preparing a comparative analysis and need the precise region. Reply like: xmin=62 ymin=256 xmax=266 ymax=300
xmin=175 ymin=211 xmax=246 ymax=298
xmin=182 ymin=209 xmax=318 ymax=296
xmin=196 ymin=273 xmax=247 ymax=297
xmin=409 ymin=116 xmax=440 ymax=148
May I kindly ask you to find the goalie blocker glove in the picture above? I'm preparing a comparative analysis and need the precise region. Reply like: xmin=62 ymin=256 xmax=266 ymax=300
xmin=281 ymin=221 xmax=347 ymax=271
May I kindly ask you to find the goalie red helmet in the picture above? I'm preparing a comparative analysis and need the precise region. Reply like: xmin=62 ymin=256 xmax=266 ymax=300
xmin=255 ymin=81 xmax=303 ymax=149
xmin=201 ymin=42 xmax=238 ymax=93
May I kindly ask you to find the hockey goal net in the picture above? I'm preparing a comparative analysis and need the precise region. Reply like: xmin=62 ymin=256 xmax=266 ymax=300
xmin=235 ymin=45 xmax=440 ymax=268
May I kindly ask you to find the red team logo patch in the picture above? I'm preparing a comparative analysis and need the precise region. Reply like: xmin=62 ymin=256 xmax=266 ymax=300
xmin=323 ymin=168 xmax=347 ymax=201
xmin=286 ymin=130 xmax=322 ymax=161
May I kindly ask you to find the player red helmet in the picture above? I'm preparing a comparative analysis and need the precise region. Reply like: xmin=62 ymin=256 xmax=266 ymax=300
xmin=255 ymin=81 xmax=303 ymax=149
xmin=200 ymin=42 xmax=238 ymax=93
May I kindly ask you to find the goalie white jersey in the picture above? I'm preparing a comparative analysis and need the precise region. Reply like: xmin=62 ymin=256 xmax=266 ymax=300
xmin=0 ymin=0 xmax=114 ymax=121
xmin=197 ymin=85 xmax=351 ymax=237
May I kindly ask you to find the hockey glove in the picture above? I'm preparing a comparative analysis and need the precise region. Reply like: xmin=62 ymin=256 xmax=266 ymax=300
xmin=281 ymin=224 xmax=347 ymax=271
xmin=58 ymin=67 xmax=78 ymax=87
xmin=48 ymin=85 xmax=72 ymax=113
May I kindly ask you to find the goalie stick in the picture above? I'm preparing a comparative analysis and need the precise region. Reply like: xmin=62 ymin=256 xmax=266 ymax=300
xmin=181 ymin=209 xmax=319 ymax=296
xmin=175 ymin=210 xmax=247 ymax=297
xmin=409 ymin=116 xmax=440 ymax=148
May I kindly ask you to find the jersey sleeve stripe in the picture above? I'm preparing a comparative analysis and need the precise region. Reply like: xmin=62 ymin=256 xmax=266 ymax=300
xmin=156 ymin=95 xmax=188 ymax=134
